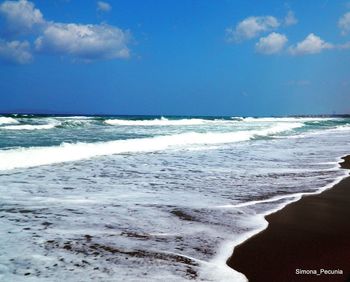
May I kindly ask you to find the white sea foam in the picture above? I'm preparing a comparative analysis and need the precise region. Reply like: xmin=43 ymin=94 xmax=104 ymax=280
xmin=105 ymin=117 xmax=210 ymax=126
xmin=282 ymin=123 xmax=350 ymax=139
xmin=55 ymin=116 xmax=93 ymax=119
xmin=1 ymin=124 xmax=56 ymax=130
xmin=230 ymin=116 xmax=244 ymax=121
xmin=59 ymin=119 xmax=93 ymax=128
xmin=210 ymin=156 xmax=349 ymax=282
xmin=243 ymin=117 xmax=335 ymax=122
xmin=0 ymin=123 xmax=302 ymax=170
xmin=0 ymin=119 xmax=349 ymax=282
xmin=332 ymin=124 xmax=350 ymax=131
xmin=0 ymin=117 xmax=18 ymax=125
xmin=105 ymin=116 xmax=318 ymax=126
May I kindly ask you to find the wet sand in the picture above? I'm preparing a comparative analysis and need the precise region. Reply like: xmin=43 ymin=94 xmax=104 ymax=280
xmin=227 ymin=156 xmax=350 ymax=282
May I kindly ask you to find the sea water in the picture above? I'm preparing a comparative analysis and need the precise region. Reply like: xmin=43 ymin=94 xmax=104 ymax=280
xmin=0 ymin=115 xmax=349 ymax=281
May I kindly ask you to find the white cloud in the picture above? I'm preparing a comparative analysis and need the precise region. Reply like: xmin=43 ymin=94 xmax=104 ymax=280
xmin=226 ymin=16 xmax=279 ymax=42
xmin=0 ymin=0 xmax=44 ymax=35
xmin=338 ymin=12 xmax=350 ymax=35
xmin=0 ymin=1 xmax=131 ymax=63
xmin=255 ymin=32 xmax=288 ymax=54
xmin=284 ymin=10 xmax=298 ymax=26
xmin=35 ymin=23 xmax=130 ymax=61
xmin=97 ymin=1 xmax=111 ymax=12
xmin=0 ymin=39 xmax=32 ymax=64
xmin=289 ymin=33 xmax=333 ymax=55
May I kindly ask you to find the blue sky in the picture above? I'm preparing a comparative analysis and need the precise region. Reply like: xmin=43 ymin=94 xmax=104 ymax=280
xmin=0 ymin=0 xmax=349 ymax=116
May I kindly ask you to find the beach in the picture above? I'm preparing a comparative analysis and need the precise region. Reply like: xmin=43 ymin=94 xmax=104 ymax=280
xmin=228 ymin=155 xmax=350 ymax=282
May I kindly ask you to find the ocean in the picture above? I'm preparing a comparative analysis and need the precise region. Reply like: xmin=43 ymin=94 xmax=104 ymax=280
xmin=0 ymin=114 xmax=349 ymax=281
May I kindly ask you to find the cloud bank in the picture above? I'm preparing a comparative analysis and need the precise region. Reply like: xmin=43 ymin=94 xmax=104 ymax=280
xmin=0 ymin=0 xmax=130 ymax=63
xmin=227 ymin=10 xmax=350 ymax=56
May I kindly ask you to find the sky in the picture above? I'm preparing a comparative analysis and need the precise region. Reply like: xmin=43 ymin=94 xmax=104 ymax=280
xmin=0 ymin=0 xmax=349 ymax=116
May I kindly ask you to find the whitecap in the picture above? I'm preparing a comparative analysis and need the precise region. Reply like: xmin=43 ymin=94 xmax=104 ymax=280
xmin=0 ymin=122 xmax=303 ymax=170
xmin=0 ymin=117 xmax=18 ymax=125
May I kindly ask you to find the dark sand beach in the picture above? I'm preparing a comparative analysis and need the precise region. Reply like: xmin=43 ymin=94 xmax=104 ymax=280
xmin=228 ymin=156 xmax=350 ymax=282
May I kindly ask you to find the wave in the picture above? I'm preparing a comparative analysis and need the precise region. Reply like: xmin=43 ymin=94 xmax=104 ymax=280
xmin=0 ymin=123 xmax=302 ymax=170
xmin=105 ymin=117 xmax=210 ymax=126
xmin=242 ymin=117 xmax=336 ymax=122
xmin=0 ymin=117 xmax=19 ymax=125
xmin=54 ymin=116 xmax=93 ymax=120
xmin=212 ymin=157 xmax=349 ymax=282
xmin=230 ymin=117 xmax=244 ymax=121
xmin=57 ymin=119 xmax=93 ymax=128
xmin=1 ymin=124 xmax=56 ymax=130
xmin=103 ymin=116 xmax=338 ymax=127
xmin=332 ymin=124 xmax=350 ymax=131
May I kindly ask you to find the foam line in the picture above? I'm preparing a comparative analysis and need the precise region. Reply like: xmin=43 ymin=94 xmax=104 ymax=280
xmin=105 ymin=117 xmax=209 ymax=126
xmin=1 ymin=124 xmax=56 ymax=130
xmin=0 ymin=117 xmax=18 ymax=125
xmin=0 ymin=123 xmax=302 ymax=171
xmin=211 ymin=156 xmax=349 ymax=282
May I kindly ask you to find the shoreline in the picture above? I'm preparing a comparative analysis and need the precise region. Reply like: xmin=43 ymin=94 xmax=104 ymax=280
xmin=227 ymin=155 xmax=350 ymax=282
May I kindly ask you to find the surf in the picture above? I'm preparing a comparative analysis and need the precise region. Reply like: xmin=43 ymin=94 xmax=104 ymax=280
xmin=0 ymin=122 xmax=302 ymax=170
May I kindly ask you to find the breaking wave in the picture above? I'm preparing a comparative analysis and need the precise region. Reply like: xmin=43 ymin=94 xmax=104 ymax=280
xmin=0 ymin=123 xmax=302 ymax=170
xmin=242 ymin=117 xmax=336 ymax=122
xmin=105 ymin=117 xmax=210 ymax=126
xmin=1 ymin=124 xmax=56 ymax=130
xmin=0 ymin=117 xmax=19 ymax=125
